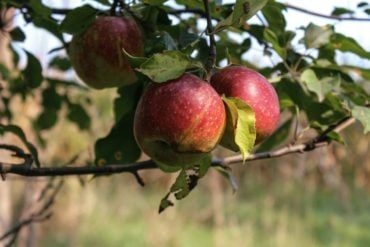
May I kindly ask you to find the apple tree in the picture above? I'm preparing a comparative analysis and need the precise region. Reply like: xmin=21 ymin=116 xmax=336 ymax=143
xmin=0 ymin=0 xmax=370 ymax=234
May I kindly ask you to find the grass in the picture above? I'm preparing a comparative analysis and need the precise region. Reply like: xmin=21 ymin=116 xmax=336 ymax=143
xmin=37 ymin=170 xmax=370 ymax=247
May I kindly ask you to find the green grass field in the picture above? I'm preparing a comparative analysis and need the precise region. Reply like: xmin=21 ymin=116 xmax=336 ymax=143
xmin=37 ymin=168 xmax=370 ymax=247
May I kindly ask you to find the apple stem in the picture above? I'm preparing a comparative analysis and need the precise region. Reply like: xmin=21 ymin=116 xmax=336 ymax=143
xmin=202 ymin=0 xmax=217 ymax=81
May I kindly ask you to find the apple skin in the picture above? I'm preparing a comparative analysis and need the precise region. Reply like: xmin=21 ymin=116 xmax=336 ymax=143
xmin=68 ymin=16 xmax=144 ymax=89
xmin=211 ymin=66 xmax=280 ymax=144
xmin=134 ymin=73 xmax=226 ymax=167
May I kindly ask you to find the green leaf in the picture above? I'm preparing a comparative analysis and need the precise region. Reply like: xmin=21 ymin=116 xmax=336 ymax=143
xmin=0 ymin=64 xmax=10 ymax=80
xmin=143 ymin=32 xmax=177 ymax=54
xmin=93 ymin=0 xmax=111 ymax=5
xmin=156 ymin=162 xmax=182 ymax=173
xmin=175 ymin=0 xmax=204 ymax=9
xmin=331 ymin=7 xmax=354 ymax=16
xmin=60 ymin=5 xmax=98 ymax=35
xmin=215 ymin=0 xmax=269 ymax=32
xmin=143 ymin=0 xmax=168 ymax=6
xmin=158 ymin=193 xmax=174 ymax=213
xmin=42 ymin=86 xmax=62 ymax=110
xmin=159 ymin=155 xmax=211 ymax=213
xmin=67 ymin=104 xmax=91 ymax=130
xmin=114 ymin=83 xmax=143 ymax=122
xmin=170 ymin=169 xmax=189 ymax=199
xmin=35 ymin=108 xmax=58 ymax=130
xmin=222 ymin=97 xmax=256 ymax=161
xmin=23 ymin=50 xmax=43 ymax=88
xmin=0 ymin=124 xmax=41 ymax=167
xmin=326 ymin=131 xmax=345 ymax=144
xmin=300 ymin=69 xmax=340 ymax=102
xmin=256 ymin=119 xmax=292 ymax=152
xmin=28 ymin=0 xmax=64 ymax=42
xmin=95 ymin=112 xmax=141 ymax=165
xmin=263 ymin=28 xmax=286 ymax=59
xmin=304 ymin=23 xmax=333 ymax=49
xmin=49 ymin=56 xmax=71 ymax=71
xmin=34 ymin=17 xmax=64 ymax=42
xmin=121 ymin=48 xmax=147 ymax=69
xmin=136 ymin=50 xmax=197 ymax=83
xmin=261 ymin=1 xmax=286 ymax=35
xmin=300 ymin=70 xmax=322 ymax=100
xmin=95 ymin=81 xmax=143 ymax=166
xmin=352 ymin=106 xmax=370 ymax=134
xmin=29 ymin=0 xmax=52 ymax=17
xmin=10 ymin=27 xmax=26 ymax=42
xmin=197 ymin=154 xmax=212 ymax=178
xmin=358 ymin=2 xmax=368 ymax=8
xmin=179 ymin=32 xmax=199 ymax=48
xmin=330 ymin=33 xmax=370 ymax=59
xmin=159 ymin=169 xmax=188 ymax=213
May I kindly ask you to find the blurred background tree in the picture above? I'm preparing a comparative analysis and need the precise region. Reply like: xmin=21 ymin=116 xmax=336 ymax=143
xmin=0 ymin=0 xmax=370 ymax=246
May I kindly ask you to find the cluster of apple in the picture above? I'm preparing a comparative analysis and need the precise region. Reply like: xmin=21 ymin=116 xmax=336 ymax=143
xmin=68 ymin=16 xmax=280 ymax=169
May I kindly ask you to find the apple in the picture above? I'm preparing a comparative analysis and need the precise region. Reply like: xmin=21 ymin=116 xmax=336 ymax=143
xmin=134 ymin=73 xmax=226 ymax=168
xmin=68 ymin=16 xmax=144 ymax=89
xmin=211 ymin=66 xmax=280 ymax=144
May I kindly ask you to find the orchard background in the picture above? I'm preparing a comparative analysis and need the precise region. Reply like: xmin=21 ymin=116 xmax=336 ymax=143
xmin=1 ymin=0 xmax=370 ymax=246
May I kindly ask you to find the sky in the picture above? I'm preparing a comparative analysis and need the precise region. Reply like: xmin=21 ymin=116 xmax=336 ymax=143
xmin=13 ymin=0 xmax=370 ymax=71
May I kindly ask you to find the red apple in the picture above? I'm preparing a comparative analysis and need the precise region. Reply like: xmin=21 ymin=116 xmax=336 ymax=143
xmin=68 ymin=16 xmax=144 ymax=89
xmin=134 ymin=73 xmax=226 ymax=168
xmin=211 ymin=66 xmax=280 ymax=144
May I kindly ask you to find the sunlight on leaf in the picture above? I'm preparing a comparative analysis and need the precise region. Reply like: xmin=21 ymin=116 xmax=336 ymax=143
xmin=222 ymin=97 xmax=256 ymax=161
xmin=136 ymin=50 xmax=199 ymax=83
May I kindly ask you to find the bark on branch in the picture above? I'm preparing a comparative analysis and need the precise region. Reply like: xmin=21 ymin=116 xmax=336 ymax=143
xmin=0 ymin=115 xmax=356 ymax=178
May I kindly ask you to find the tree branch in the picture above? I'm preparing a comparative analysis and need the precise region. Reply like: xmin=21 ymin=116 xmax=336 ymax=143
xmin=223 ymin=116 xmax=355 ymax=165
xmin=202 ymin=0 xmax=217 ymax=80
xmin=0 ymin=115 xmax=357 ymax=178
xmin=11 ymin=3 xmax=369 ymax=23
xmin=284 ymin=3 xmax=370 ymax=22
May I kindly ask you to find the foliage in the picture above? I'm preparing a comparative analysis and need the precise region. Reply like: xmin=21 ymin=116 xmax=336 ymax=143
xmin=0 ymin=0 xmax=369 ymax=211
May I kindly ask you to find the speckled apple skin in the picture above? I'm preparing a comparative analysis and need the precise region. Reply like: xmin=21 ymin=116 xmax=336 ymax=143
xmin=68 ymin=16 xmax=144 ymax=89
xmin=211 ymin=66 xmax=280 ymax=143
xmin=134 ymin=74 xmax=226 ymax=167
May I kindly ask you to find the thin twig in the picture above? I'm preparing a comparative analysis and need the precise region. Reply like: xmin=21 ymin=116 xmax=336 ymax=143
xmin=222 ymin=116 xmax=356 ymax=166
xmin=0 ymin=179 xmax=64 ymax=246
xmin=0 ymin=144 xmax=33 ymax=180
xmin=284 ymin=3 xmax=370 ymax=22
xmin=202 ymin=0 xmax=217 ymax=80
xmin=110 ymin=0 xmax=124 ymax=16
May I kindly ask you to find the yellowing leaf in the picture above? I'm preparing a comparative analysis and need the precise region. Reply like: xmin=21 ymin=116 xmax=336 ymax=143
xmin=222 ymin=97 xmax=256 ymax=161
